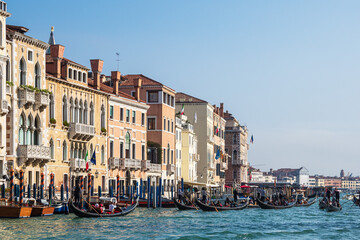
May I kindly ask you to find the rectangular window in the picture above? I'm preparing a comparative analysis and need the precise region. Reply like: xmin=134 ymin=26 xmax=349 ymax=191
xmin=110 ymin=106 xmax=114 ymax=119
xmin=120 ymin=142 xmax=124 ymax=158
xmin=171 ymin=121 xmax=174 ymax=133
xmin=120 ymin=108 xmax=124 ymax=121
xmin=131 ymin=91 xmax=135 ymax=97
xmin=132 ymin=111 xmax=136 ymax=124
xmin=171 ymin=150 xmax=174 ymax=164
xmin=163 ymin=150 xmax=166 ymax=164
xmin=168 ymin=120 xmax=170 ymax=131
xmin=142 ymin=145 xmax=145 ymax=160
xmin=147 ymin=91 xmax=159 ymax=103
xmin=126 ymin=109 xmax=130 ymax=122
xmin=132 ymin=143 xmax=136 ymax=159
xmin=148 ymin=117 xmax=155 ymax=130
xmin=163 ymin=92 xmax=167 ymax=104
xmin=171 ymin=96 xmax=174 ymax=107
xmin=141 ymin=113 xmax=145 ymax=126
xmin=164 ymin=118 xmax=166 ymax=130
xmin=168 ymin=95 xmax=171 ymax=106
xmin=110 ymin=140 xmax=114 ymax=157
xmin=28 ymin=50 xmax=33 ymax=61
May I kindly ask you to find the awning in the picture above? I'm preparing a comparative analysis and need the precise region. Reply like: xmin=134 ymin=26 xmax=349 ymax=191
xmin=183 ymin=181 xmax=207 ymax=186
xmin=206 ymin=184 xmax=220 ymax=188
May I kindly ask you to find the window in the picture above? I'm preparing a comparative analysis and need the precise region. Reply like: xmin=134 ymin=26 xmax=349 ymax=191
xmin=101 ymin=105 xmax=105 ymax=129
xmin=84 ymin=101 xmax=88 ymax=124
xmin=110 ymin=141 xmax=114 ymax=158
xmin=163 ymin=150 xmax=166 ymax=164
xmin=131 ymin=91 xmax=135 ymax=97
xmin=171 ymin=121 xmax=174 ymax=133
xmin=233 ymin=134 xmax=237 ymax=144
xmin=141 ymin=113 xmax=145 ymax=126
xmin=171 ymin=96 xmax=174 ymax=107
xmin=68 ymin=68 xmax=72 ymax=79
xmin=171 ymin=150 xmax=173 ymax=164
xmin=20 ymin=58 xmax=26 ymax=85
xmin=167 ymin=95 xmax=170 ymax=106
xmin=49 ymin=94 xmax=55 ymax=121
xmin=28 ymin=50 xmax=33 ymax=61
xmin=50 ymin=139 xmax=54 ymax=159
xmin=142 ymin=145 xmax=145 ymax=160
xmin=78 ymin=72 xmax=82 ymax=82
xmin=163 ymin=118 xmax=166 ymax=130
xmin=126 ymin=109 xmax=130 ymax=123
xmin=167 ymin=145 xmax=170 ymax=164
xmin=120 ymin=142 xmax=123 ymax=158
xmin=90 ymin=102 xmax=94 ymax=125
xmin=148 ymin=117 xmax=155 ymax=130
xmin=63 ymin=141 xmax=67 ymax=161
xmin=74 ymin=70 xmax=77 ymax=80
xmin=132 ymin=143 xmax=136 ymax=159
xmin=120 ymin=108 xmax=124 ymax=121
xmin=233 ymin=150 xmax=237 ymax=161
xmin=6 ymin=60 xmax=10 ymax=82
xmin=147 ymin=91 xmax=159 ymax=103
xmin=168 ymin=120 xmax=170 ymax=132
xmin=110 ymin=106 xmax=114 ymax=119
xmin=132 ymin=111 xmax=136 ymax=124
xmin=79 ymin=100 xmax=83 ymax=123
xmin=34 ymin=63 xmax=41 ymax=89
xmin=101 ymin=146 xmax=105 ymax=164
xmin=125 ymin=132 xmax=130 ymax=158
xmin=163 ymin=92 xmax=167 ymax=104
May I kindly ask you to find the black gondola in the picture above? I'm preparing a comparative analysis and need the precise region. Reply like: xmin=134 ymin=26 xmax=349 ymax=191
xmin=256 ymin=198 xmax=296 ymax=209
xmin=353 ymin=196 xmax=360 ymax=206
xmin=173 ymin=198 xmax=198 ymax=210
xmin=326 ymin=203 xmax=342 ymax=212
xmin=195 ymin=198 xmax=248 ymax=211
xmin=69 ymin=198 xmax=139 ymax=218
xmin=319 ymin=199 xmax=328 ymax=210
xmin=295 ymin=197 xmax=318 ymax=207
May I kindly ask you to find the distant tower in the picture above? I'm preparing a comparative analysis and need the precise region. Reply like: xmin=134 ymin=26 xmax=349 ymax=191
xmin=46 ymin=26 xmax=55 ymax=54
xmin=340 ymin=169 xmax=344 ymax=178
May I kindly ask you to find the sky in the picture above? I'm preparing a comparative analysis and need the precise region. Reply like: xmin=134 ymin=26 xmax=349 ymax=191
xmin=7 ymin=0 xmax=360 ymax=176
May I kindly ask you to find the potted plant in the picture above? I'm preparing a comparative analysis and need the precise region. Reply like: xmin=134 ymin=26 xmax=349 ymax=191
xmin=49 ymin=118 xmax=56 ymax=127
xmin=63 ymin=120 xmax=69 ymax=129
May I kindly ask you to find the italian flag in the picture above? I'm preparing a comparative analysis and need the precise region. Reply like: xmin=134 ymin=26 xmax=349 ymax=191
xmin=181 ymin=104 xmax=185 ymax=115
xmin=85 ymin=150 xmax=89 ymax=171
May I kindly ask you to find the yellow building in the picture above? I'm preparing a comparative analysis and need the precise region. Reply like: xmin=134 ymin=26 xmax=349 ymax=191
xmin=45 ymin=30 xmax=109 ymax=193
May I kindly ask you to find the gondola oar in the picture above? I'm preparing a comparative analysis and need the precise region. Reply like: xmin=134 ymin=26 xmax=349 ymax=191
xmin=83 ymin=197 xmax=103 ymax=218
xmin=211 ymin=201 xmax=219 ymax=213
xmin=184 ymin=195 xmax=199 ymax=210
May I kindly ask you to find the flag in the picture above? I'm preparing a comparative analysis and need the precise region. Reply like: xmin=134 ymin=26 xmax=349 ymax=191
xmin=215 ymin=149 xmax=220 ymax=160
xmin=181 ymin=104 xmax=185 ymax=115
xmin=194 ymin=112 xmax=197 ymax=123
xmin=250 ymin=135 xmax=254 ymax=144
xmin=90 ymin=151 xmax=96 ymax=165
xmin=85 ymin=150 xmax=89 ymax=171
xmin=215 ymin=125 xmax=219 ymax=134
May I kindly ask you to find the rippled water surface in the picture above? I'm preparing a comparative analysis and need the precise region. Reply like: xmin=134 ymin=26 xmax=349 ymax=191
xmin=1 ymin=200 xmax=359 ymax=239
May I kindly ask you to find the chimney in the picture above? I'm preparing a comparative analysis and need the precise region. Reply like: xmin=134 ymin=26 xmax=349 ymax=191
xmin=133 ymin=78 xmax=142 ymax=101
xmin=90 ymin=59 xmax=104 ymax=90
xmin=220 ymin=103 xmax=224 ymax=117
xmin=111 ymin=71 xmax=121 ymax=95
xmin=50 ymin=44 xmax=65 ymax=78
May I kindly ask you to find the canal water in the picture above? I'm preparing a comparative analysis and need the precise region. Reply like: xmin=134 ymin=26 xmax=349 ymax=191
xmin=0 ymin=199 xmax=359 ymax=239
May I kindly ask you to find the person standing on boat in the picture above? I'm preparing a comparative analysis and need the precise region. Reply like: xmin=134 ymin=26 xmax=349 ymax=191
xmin=74 ymin=183 xmax=81 ymax=206
xmin=233 ymin=188 xmax=238 ymax=203
xmin=326 ymin=188 xmax=331 ymax=203
xmin=334 ymin=188 xmax=340 ymax=207
xmin=201 ymin=187 xmax=207 ymax=203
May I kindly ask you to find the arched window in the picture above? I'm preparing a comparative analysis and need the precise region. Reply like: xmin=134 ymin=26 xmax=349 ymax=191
xmin=83 ymin=73 xmax=86 ymax=83
xmin=69 ymin=97 xmax=74 ymax=123
xmin=49 ymin=94 xmax=55 ymax=121
xmin=101 ymin=145 xmax=105 ymax=165
xmin=90 ymin=102 xmax=94 ymax=126
xmin=79 ymin=100 xmax=83 ymax=123
xmin=78 ymin=72 xmax=81 ymax=82
xmin=70 ymin=143 xmax=74 ymax=159
xmin=73 ymin=70 xmax=77 ymax=80
xmin=233 ymin=134 xmax=237 ymax=144
xmin=26 ymin=115 xmax=32 ymax=145
xmin=83 ymin=101 xmax=88 ymax=124
xmin=233 ymin=150 xmax=237 ymax=161
xmin=63 ymin=141 xmax=67 ymax=161
xmin=34 ymin=62 xmax=41 ymax=89
xmin=50 ymin=138 xmax=54 ymax=160
xmin=68 ymin=68 xmax=72 ymax=79
xmin=33 ymin=116 xmax=40 ymax=145
xmin=74 ymin=99 xmax=78 ymax=123
xmin=20 ymin=58 xmax=26 ymax=85
xmin=6 ymin=60 xmax=10 ymax=82
xmin=125 ymin=132 xmax=130 ymax=158
xmin=19 ymin=114 xmax=25 ymax=145
xmin=62 ymin=96 xmax=67 ymax=122
xmin=101 ymin=105 xmax=105 ymax=129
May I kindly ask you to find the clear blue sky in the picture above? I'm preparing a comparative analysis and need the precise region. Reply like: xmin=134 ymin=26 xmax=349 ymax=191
xmin=8 ymin=0 xmax=360 ymax=176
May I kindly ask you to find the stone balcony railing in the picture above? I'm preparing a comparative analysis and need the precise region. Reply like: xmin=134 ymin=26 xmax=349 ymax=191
xmin=34 ymin=92 xmax=50 ymax=111
xmin=17 ymin=145 xmax=51 ymax=166
xmin=141 ymin=160 xmax=150 ymax=171
xmin=18 ymin=88 xmax=35 ymax=107
xmin=68 ymin=122 xmax=95 ymax=141
xmin=108 ymin=157 xmax=121 ymax=169
xmin=166 ymin=164 xmax=175 ymax=175
xmin=70 ymin=158 xmax=90 ymax=171
xmin=149 ymin=163 xmax=162 ymax=173
xmin=233 ymin=158 xmax=247 ymax=165
xmin=0 ymin=99 xmax=8 ymax=115
xmin=120 ymin=158 xmax=141 ymax=170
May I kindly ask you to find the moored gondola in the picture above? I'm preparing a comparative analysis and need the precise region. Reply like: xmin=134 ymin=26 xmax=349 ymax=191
xmin=173 ymin=198 xmax=198 ymax=210
xmin=295 ymin=197 xmax=318 ymax=207
xmin=69 ymin=198 xmax=139 ymax=218
xmin=195 ymin=198 xmax=248 ymax=211
xmin=256 ymin=198 xmax=296 ymax=209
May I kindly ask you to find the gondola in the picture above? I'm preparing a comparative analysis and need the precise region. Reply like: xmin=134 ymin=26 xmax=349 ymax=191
xmin=295 ymin=197 xmax=318 ymax=207
xmin=319 ymin=199 xmax=327 ymax=209
xmin=69 ymin=197 xmax=139 ymax=218
xmin=326 ymin=203 xmax=342 ymax=212
xmin=256 ymin=198 xmax=296 ymax=209
xmin=173 ymin=197 xmax=197 ymax=210
xmin=353 ymin=196 xmax=360 ymax=206
xmin=195 ymin=198 xmax=248 ymax=211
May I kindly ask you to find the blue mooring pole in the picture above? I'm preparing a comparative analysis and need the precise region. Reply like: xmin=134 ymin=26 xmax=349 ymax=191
xmin=98 ymin=186 xmax=102 ymax=197
xmin=1 ymin=184 xmax=5 ymax=198
xmin=60 ymin=184 xmax=64 ymax=202
xmin=140 ymin=179 xmax=143 ymax=199
xmin=147 ymin=177 xmax=150 ymax=208
xmin=181 ymin=178 xmax=184 ymax=192
xmin=33 ymin=184 xmax=36 ymax=199
xmin=66 ymin=186 xmax=69 ymax=200
xmin=27 ymin=184 xmax=31 ymax=198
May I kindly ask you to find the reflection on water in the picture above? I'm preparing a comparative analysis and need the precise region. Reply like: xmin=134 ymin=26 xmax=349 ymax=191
xmin=0 ymin=201 xmax=359 ymax=240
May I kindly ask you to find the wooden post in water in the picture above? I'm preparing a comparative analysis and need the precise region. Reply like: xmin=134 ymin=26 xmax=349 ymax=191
xmin=98 ymin=186 xmax=102 ymax=197
xmin=40 ymin=172 xmax=44 ymax=199
xmin=61 ymin=184 xmax=64 ymax=201
xmin=9 ymin=169 xmax=14 ymax=202
xmin=116 ymin=175 xmax=120 ymax=202
xmin=19 ymin=170 xmax=24 ymax=205
xmin=1 ymin=184 xmax=5 ymax=198
xmin=87 ymin=173 xmax=91 ymax=206
xmin=147 ymin=177 xmax=150 ymax=208
xmin=80 ymin=176 xmax=84 ymax=208
xmin=27 ymin=184 xmax=31 ymax=198
xmin=159 ymin=177 xmax=162 ymax=208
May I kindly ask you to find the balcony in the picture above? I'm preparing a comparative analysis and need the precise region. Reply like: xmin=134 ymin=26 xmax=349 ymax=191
xmin=0 ymin=99 xmax=8 ymax=115
xmin=141 ymin=160 xmax=150 ymax=171
xmin=18 ymin=88 xmax=35 ymax=107
xmin=233 ymin=158 xmax=247 ymax=165
xmin=220 ymin=161 xmax=228 ymax=170
xmin=166 ymin=164 xmax=175 ymax=175
xmin=68 ymin=122 xmax=95 ymax=141
xmin=120 ymin=158 xmax=141 ymax=170
xmin=17 ymin=145 xmax=51 ymax=166
xmin=109 ymin=157 xmax=121 ymax=169
xmin=34 ymin=92 xmax=50 ymax=111
xmin=208 ymin=162 xmax=215 ymax=170
xmin=183 ymin=124 xmax=194 ymax=132
xmin=207 ymin=135 xmax=214 ymax=143
xmin=70 ymin=158 xmax=90 ymax=171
